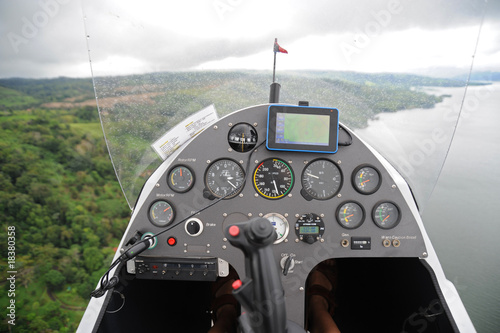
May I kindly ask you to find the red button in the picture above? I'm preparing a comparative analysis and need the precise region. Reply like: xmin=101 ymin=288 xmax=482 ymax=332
xmin=229 ymin=225 xmax=240 ymax=237
xmin=232 ymin=279 xmax=242 ymax=290
xmin=167 ymin=237 xmax=177 ymax=246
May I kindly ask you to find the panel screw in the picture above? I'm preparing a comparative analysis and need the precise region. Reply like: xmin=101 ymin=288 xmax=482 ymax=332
xmin=228 ymin=123 xmax=233 ymax=127
xmin=155 ymin=183 xmax=160 ymax=188
xmin=213 ymin=125 xmax=218 ymax=130
xmin=392 ymin=184 xmax=397 ymax=189
xmin=253 ymin=122 xmax=258 ymax=127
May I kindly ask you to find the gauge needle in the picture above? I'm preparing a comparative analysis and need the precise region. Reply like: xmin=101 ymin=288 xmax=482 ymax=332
xmin=382 ymin=215 xmax=390 ymax=222
xmin=360 ymin=179 xmax=370 ymax=185
xmin=227 ymin=180 xmax=237 ymax=189
xmin=273 ymin=180 xmax=279 ymax=193
xmin=163 ymin=207 xmax=170 ymax=212
xmin=306 ymin=173 xmax=319 ymax=179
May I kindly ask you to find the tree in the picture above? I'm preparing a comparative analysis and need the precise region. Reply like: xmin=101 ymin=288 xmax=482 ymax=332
xmin=45 ymin=269 xmax=66 ymax=291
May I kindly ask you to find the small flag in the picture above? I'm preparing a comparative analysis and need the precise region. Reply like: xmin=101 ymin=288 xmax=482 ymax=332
xmin=274 ymin=38 xmax=288 ymax=54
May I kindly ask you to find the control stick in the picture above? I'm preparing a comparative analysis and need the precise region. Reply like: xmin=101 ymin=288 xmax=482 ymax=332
xmin=225 ymin=218 xmax=305 ymax=333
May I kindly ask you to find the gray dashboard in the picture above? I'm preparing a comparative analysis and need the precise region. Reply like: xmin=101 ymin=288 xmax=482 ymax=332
xmin=122 ymin=103 xmax=427 ymax=322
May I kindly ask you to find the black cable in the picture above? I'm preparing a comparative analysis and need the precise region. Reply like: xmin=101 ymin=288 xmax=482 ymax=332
xmin=338 ymin=124 xmax=353 ymax=146
xmin=91 ymin=139 xmax=267 ymax=298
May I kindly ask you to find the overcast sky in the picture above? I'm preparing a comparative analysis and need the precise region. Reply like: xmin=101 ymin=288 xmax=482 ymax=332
xmin=0 ymin=0 xmax=498 ymax=79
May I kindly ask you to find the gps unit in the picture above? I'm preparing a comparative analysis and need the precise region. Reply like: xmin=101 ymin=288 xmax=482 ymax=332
xmin=266 ymin=105 xmax=339 ymax=153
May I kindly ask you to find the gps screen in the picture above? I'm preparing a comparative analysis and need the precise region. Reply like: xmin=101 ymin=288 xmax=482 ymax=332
xmin=267 ymin=105 xmax=339 ymax=153
xmin=276 ymin=112 xmax=330 ymax=146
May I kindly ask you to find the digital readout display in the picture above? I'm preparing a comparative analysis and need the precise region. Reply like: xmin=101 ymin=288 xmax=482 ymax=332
xmin=299 ymin=226 xmax=319 ymax=234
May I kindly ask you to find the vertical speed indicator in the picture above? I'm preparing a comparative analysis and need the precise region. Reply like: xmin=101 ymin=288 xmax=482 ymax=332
xmin=253 ymin=158 xmax=294 ymax=200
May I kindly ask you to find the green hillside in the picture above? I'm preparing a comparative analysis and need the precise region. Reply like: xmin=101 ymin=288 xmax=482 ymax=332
xmin=0 ymin=105 xmax=128 ymax=332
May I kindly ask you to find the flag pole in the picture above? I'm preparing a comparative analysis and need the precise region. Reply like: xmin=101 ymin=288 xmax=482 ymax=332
xmin=272 ymin=38 xmax=277 ymax=83
xmin=270 ymin=38 xmax=283 ymax=103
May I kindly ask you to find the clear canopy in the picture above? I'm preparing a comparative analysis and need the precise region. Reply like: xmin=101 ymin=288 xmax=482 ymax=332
xmin=82 ymin=1 xmax=499 ymax=330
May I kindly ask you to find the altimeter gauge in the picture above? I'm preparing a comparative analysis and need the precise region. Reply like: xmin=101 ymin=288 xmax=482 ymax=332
xmin=204 ymin=159 xmax=245 ymax=199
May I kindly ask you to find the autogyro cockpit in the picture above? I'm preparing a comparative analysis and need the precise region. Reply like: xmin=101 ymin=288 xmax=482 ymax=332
xmin=78 ymin=98 xmax=472 ymax=332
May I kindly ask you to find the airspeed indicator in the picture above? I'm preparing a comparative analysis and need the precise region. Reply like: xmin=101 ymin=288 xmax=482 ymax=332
xmin=253 ymin=158 xmax=294 ymax=200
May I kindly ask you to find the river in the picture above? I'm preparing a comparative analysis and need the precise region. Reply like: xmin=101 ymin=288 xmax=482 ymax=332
xmin=355 ymin=83 xmax=500 ymax=332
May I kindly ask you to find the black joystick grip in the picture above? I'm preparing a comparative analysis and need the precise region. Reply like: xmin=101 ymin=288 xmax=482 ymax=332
xmin=249 ymin=218 xmax=275 ymax=244
xmin=225 ymin=218 xmax=287 ymax=333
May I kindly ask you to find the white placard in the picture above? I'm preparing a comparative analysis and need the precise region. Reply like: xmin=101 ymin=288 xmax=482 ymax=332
xmin=151 ymin=104 xmax=219 ymax=160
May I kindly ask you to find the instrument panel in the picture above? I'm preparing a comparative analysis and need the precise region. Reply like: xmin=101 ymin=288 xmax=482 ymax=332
xmin=123 ymin=104 xmax=426 ymax=323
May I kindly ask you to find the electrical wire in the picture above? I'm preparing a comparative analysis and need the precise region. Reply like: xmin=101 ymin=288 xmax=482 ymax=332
xmin=427 ymin=0 xmax=488 ymax=202
xmin=91 ymin=139 xmax=267 ymax=298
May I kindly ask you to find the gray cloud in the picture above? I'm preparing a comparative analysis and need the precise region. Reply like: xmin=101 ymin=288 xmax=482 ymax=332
xmin=0 ymin=0 xmax=498 ymax=78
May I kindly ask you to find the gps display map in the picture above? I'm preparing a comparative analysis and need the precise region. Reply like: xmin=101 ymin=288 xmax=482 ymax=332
xmin=277 ymin=113 xmax=330 ymax=146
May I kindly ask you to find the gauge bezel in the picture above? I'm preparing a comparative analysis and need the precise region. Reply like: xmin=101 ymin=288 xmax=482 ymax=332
xmin=352 ymin=164 xmax=382 ymax=195
xmin=301 ymin=158 xmax=343 ymax=200
xmin=253 ymin=157 xmax=294 ymax=200
xmin=227 ymin=122 xmax=258 ymax=153
xmin=204 ymin=158 xmax=246 ymax=199
xmin=148 ymin=200 xmax=176 ymax=228
xmin=336 ymin=201 xmax=365 ymax=229
xmin=167 ymin=164 xmax=195 ymax=193
xmin=263 ymin=212 xmax=290 ymax=244
xmin=372 ymin=201 xmax=401 ymax=229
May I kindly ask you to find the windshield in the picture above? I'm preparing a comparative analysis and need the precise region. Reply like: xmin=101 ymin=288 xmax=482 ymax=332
xmin=82 ymin=1 xmax=494 ymax=210
xmin=82 ymin=0 xmax=499 ymax=330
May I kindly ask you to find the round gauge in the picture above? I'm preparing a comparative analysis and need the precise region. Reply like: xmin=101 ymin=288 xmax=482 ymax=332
xmin=301 ymin=159 xmax=342 ymax=200
xmin=263 ymin=213 xmax=289 ymax=244
xmin=167 ymin=165 xmax=195 ymax=193
xmin=204 ymin=159 xmax=245 ymax=199
xmin=336 ymin=202 xmax=365 ymax=229
xmin=228 ymin=123 xmax=258 ymax=153
xmin=372 ymin=202 xmax=401 ymax=229
xmin=253 ymin=158 xmax=294 ymax=200
xmin=148 ymin=200 xmax=175 ymax=227
xmin=353 ymin=165 xmax=381 ymax=194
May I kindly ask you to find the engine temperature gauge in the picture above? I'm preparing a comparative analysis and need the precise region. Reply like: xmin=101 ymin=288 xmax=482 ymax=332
xmin=336 ymin=202 xmax=365 ymax=229
xmin=263 ymin=213 xmax=289 ymax=244
xmin=372 ymin=202 xmax=400 ymax=229
xmin=353 ymin=165 xmax=381 ymax=194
